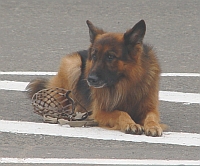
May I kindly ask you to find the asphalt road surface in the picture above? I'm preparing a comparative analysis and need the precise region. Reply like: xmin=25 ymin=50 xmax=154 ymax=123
xmin=0 ymin=0 xmax=200 ymax=165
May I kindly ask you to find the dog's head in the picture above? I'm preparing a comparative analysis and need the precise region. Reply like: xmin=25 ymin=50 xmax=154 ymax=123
xmin=85 ymin=20 xmax=146 ymax=88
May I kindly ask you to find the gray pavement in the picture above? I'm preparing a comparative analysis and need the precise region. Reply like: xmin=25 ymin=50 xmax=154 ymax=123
xmin=0 ymin=0 xmax=200 ymax=165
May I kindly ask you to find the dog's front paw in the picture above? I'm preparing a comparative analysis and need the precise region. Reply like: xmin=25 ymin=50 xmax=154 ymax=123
xmin=144 ymin=122 xmax=162 ymax=137
xmin=117 ymin=111 xmax=143 ymax=135
xmin=124 ymin=123 xmax=143 ymax=135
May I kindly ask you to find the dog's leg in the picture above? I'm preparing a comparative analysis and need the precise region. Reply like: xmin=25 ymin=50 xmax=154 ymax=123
xmin=92 ymin=110 xmax=143 ymax=135
xmin=143 ymin=111 xmax=163 ymax=137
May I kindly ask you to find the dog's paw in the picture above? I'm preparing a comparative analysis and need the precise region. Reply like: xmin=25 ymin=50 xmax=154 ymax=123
xmin=144 ymin=122 xmax=162 ymax=137
xmin=124 ymin=123 xmax=143 ymax=135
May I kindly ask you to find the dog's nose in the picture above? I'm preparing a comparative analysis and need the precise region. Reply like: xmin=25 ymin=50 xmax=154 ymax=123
xmin=87 ymin=74 xmax=99 ymax=84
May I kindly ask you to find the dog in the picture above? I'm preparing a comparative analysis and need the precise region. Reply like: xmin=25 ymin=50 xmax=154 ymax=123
xmin=27 ymin=20 xmax=164 ymax=136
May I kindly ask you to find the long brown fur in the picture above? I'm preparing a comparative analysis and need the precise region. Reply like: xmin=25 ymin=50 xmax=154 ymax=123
xmin=27 ymin=20 xmax=164 ymax=136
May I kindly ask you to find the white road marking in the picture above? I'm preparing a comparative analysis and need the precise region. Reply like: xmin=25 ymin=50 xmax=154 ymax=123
xmin=0 ymin=71 xmax=200 ymax=77
xmin=0 ymin=71 xmax=57 ymax=75
xmin=0 ymin=158 xmax=200 ymax=165
xmin=161 ymin=73 xmax=200 ymax=77
xmin=159 ymin=91 xmax=200 ymax=104
xmin=0 ymin=80 xmax=28 ymax=91
xmin=0 ymin=80 xmax=200 ymax=104
xmin=0 ymin=120 xmax=200 ymax=147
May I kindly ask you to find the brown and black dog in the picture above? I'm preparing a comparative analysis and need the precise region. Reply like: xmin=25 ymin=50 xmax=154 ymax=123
xmin=27 ymin=20 xmax=164 ymax=136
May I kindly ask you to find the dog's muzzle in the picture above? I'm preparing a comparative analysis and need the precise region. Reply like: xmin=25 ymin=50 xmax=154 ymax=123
xmin=87 ymin=74 xmax=106 ymax=88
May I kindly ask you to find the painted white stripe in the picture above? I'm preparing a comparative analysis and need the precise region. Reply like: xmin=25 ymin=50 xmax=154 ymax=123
xmin=1 ymin=80 xmax=200 ymax=104
xmin=0 ymin=120 xmax=200 ymax=147
xmin=1 ymin=158 xmax=200 ymax=165
xmin=0 ymin=71 xmax=57 ymax=75
xmin=0 ymin=71 xmax=200 ymax=77
xmin=161 ymin=73 xmax=200 ymax=77
xmin=159 ymin=91 xmax=200 ymax=104
xmin=0 ymin=80 xmax=29 ymax=91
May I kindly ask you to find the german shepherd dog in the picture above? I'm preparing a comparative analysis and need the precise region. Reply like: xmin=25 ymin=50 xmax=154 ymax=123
xmin=27 ymin=20 xmax=164 ymax=137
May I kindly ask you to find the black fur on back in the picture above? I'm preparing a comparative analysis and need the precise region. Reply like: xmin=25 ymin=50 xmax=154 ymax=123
xmin=76 ymin=50 xmax=91 ymax=108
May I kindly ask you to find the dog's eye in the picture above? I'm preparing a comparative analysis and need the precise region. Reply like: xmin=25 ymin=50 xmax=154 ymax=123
xmin=107 ymin=53 xmax=116 ymax=61
xmin=91 ymin=54 xmax=97 ymax=60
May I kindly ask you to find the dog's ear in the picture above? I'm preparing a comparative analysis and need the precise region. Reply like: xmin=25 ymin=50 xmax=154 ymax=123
xmin=124 ymin=20 xmax=146 ymax=46
xmin=86 ymin=20 xmax=105 ymax=43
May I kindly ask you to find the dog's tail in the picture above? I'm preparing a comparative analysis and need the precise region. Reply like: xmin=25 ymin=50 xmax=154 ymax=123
xmin=26 ymin=78 xmax=48 ymax=98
